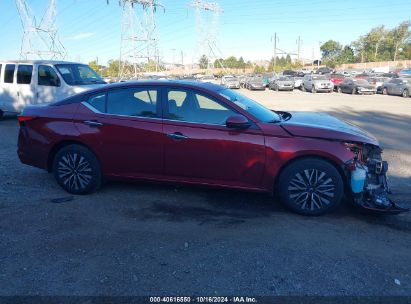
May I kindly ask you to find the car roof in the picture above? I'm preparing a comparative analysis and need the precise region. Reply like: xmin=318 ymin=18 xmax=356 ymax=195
xmin=0 ymin=60 xmax=86 ymax=65
xmin=54 ymin=80 xmax=227 ymax=106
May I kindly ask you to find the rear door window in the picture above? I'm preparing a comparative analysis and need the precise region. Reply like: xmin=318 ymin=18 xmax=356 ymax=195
xmin=4 ymin=64 xmax=15 ymax=83
xmin=107 ymin=87 xmax=158 ymax=118
xmin=38 ymin=65 xmax=60 ymax=86
xmin=17 ymin=65 xmax=33 ymax=84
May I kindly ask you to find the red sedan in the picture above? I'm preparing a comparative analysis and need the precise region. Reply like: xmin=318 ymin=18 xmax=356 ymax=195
xmin=17 ymin=81 xmax=406 ymax=215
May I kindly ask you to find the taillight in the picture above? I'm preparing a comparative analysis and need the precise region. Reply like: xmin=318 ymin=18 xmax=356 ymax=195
xmin=17 ymin=115 xmax=37 ymax=126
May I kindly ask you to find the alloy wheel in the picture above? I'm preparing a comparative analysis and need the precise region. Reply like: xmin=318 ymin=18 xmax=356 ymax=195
xmin=57 ymin=152 xmax=93 ymax=191
xmin=403 ymin=89 xmax=409 ymax=98
xmin=287 ymin=169 xmax=335 ymax=211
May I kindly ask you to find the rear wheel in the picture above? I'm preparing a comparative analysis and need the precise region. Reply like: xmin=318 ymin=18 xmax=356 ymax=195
xmin=312 ymin=86 xmax=316 ymax=93
xmin=301 ymin=85 xmax=306 ymax=92
xmin=275 ymin=85 xmax=279 ymax=92
xmin=382 ymin=87 xmax=388 ymax=95
xmin=53 ymin=144 xmax=102 ymax=194
xmin=402 ymin=89 xmax=409 ymax=98
xmin=337 ymin=87 xmax=342 ymax=93
xmin=351 ymin=88 xmax=356 ymax=95
xmin=277 ymin=158 xmax=344 ymax=216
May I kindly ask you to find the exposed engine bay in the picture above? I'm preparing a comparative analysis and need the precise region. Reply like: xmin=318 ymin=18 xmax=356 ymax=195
xmin=346 ymin=143 xmax=409 ymax=214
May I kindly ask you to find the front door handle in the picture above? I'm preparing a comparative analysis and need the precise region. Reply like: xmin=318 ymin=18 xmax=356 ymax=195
xmin=84 ymin=120 xmax=103 ymax=127
xmin=167 ymin=132 xmax=188 ymax=140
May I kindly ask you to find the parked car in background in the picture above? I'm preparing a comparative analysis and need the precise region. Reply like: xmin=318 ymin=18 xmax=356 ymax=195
xmin=246 ymin=76 xmax=266 ymax=90
xmin=379 ymin=72 xmax=399 ymax=78
xmin=0 ymin=60 xmax=106 ymax=118
xmin=381 ymin=78 xmax=411 ymax=97
xmin=302 ymin=74 xmax=333 ymax=93
xmin=337 ymin=79 xmax=376 ymax=95
xmin=221 ymin=75 xmax=240 ymax=89
xmin=17 ymin=80 xmax=404 ymax=215
xmin=316 ymin=67 xmax=333 ymax=75
xmin=268 ymin=76 xmax=294 ymax=91
xmin=399 ymin=69 xmax=411 ymax=77
xmin=292 ymin=76 xmax=304 ymax=89
xmin=282 ymin=70 xmax=298 ymax=77
xmin=198 ymin=75 xmax=215 ymax=83
xmin=329 ymin=74 xmax=345 ymax=90
xmin=367 ymin=77 xmax=389 ymax=93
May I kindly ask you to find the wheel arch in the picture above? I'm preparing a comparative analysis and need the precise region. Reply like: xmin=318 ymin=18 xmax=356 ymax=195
xmin=272 ymin=154 xmax=349 ymax=193
xmin=47 ymin=140 xmax=101 ymax=173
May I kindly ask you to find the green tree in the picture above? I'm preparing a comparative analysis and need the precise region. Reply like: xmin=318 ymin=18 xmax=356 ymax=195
xmin=238 ymin=57 xmax=246 ymax=69
xmin=199 ymin=55 xmax=208 ymax=69
xmin=88 ymin=60 xmax=99 ymax=72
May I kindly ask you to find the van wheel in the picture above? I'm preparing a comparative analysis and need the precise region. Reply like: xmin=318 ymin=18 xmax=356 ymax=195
xmin=402 ymin=89 xmax=409 ymax=98
xmin=277 ymin=158 xmax=344 ymax=216
xmin=53 ymin=144 xmax=102 ymax=194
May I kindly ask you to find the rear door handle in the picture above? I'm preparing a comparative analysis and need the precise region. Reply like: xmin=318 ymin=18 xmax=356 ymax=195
xmin=167 ymin=132 xmax=188 ymax=140
xmin=84 ymin=120 xmax=103 ymax=127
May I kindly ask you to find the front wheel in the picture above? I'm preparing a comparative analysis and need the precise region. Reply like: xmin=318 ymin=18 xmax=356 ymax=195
xmin=382 ymin=87 xmax=388 ymax=95
xmin=53 ymin=144 xmax=102 ymax=194
xmin=402 ymin=89 xmax=409 ymax=98
xmin=312 ymin=86 xmax=316 ymax=93
xmin=337 ymin=87 xmax=342 ymax=93
xmin=351 ymin=88 xmax=356 ymax=95
xmin=277 ymin=158 xmax=344 ymax=215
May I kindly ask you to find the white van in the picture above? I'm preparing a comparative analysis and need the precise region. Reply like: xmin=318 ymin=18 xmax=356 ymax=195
xmin=0 ymin=60 xmax=107 ymax=117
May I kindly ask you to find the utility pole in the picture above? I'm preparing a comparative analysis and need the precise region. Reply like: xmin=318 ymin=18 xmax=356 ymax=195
xmin=297 ymin=36 xmax=301 ymax=61
xmin=171 ymin=48 xmax=176 ymax=65
xmin=181 ymin=50 xmax=184 ymax=65
xmin=271 ymin=33 xmax=278 ymax=71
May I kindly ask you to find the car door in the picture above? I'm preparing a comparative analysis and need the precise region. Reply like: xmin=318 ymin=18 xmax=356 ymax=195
xmin=74 ymin=86 xmax=164 ymax=178
xmin=36 ymin=65 xmax=63 ymax=103
xmin=161 ymin=87 xmax=266 ymax=189
xmin=16 ymin=64 xmax=34 ymax=110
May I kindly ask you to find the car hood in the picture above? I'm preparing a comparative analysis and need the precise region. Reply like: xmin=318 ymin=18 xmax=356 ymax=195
xmin=280 ymin=112 xmax=379 ymax=146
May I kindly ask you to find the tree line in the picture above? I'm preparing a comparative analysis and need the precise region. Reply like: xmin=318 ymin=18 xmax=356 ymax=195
xmin=320 ymin=20 xmax=411 ymax=68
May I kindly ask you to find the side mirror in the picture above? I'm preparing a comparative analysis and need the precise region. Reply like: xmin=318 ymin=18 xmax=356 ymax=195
xmin=226 ymin=115 xmax=251 ymax=129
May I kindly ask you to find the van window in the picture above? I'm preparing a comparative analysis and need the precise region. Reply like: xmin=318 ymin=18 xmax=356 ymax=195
xmin=4 ymin=64 xmax=15 ymax=83
xmin=17 ymin=65 xmax=33 ymax=84
xmin=38 ymin=65 xmax=60 ymax=86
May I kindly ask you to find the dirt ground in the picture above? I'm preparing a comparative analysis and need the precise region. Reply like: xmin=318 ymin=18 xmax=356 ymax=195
xmin=0 ymin=89 xmax=410 ymax=296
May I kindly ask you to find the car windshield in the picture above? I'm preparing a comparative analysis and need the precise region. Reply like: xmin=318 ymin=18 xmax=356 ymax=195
xmin=312 ymin=75 xmax=328 ymax=80
xmin=354 ymin=79 xmax=369 ymax=85
xmin=278 ymin=77 xmax=290 ymax=81
xmin=219 ymin=89 xmax=282 ymax=123
xmin=55 ymin=64 xmax=106 ymax=85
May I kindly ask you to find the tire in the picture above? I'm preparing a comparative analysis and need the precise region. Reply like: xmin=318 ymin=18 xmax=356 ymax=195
xmin=402 ymin=89 xmax=409 ymax=98
xmin=337 ymin=87 xmax=342 ymax=93
xmin=351 ymin=88 xmax=356 ymax=95
xmin=277 ymin=158 xmax=344 ymax=216
xmin=312 ymin=86 xmax=316 ymax=93
xmin=275 ymin=85 xmax=279 ymax=92
xmin=53 ymin=144 xmax=102 ymax=194
xmin=301 ymin=85 xmax=306 ymax=92
xmin=382 ymin=87 xmax=388 ymax=95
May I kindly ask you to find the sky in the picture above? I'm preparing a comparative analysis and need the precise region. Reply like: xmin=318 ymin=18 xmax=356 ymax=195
xmin=0 ymin=0 xmax=410 ymax=66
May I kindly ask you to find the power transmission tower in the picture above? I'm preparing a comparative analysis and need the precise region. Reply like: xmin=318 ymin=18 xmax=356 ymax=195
xmin=15 ymin=0 xmax=67 ymax=60
xmin=108 ymin=0 xmax=164 ymax=79
xmin=189 ymin=0 xmax=226 ymax=74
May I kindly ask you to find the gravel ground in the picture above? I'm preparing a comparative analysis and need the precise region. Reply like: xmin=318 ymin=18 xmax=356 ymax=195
xmin=0 ymin=90 xmax=410 ymax=296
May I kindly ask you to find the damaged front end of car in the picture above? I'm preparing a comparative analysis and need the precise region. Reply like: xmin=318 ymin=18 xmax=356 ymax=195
xmin=344 ymin=143 xmax=409 ymax=214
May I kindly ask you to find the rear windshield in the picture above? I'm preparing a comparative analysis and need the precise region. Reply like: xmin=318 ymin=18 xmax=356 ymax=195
xmin=55 ymin=64 xmax=106 ymax=86
xmin=354 ymin=79 xmax=369 ymax=85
